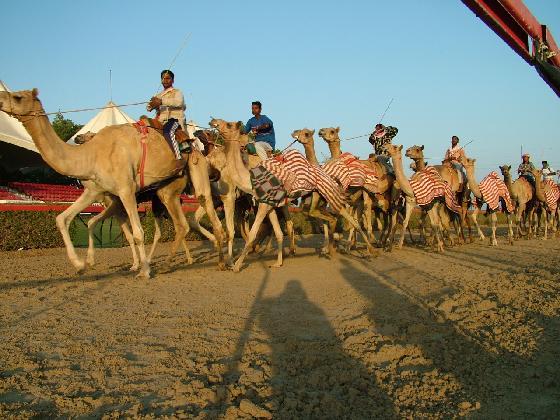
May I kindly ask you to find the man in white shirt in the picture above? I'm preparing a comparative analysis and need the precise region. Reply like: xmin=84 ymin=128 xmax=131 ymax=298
xmin=542 ymin=160 xmax=557 ymax=182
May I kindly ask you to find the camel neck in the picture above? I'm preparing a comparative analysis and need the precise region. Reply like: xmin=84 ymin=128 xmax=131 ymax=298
xmin=389 ymin=153 xmax=414 ymax=198
xmin=327 ymin=140 xmax=341 ymax=159
xmin=302 ymin=141 xmax=319 ymax=166
xmin=223 ymin=134 xmax=253 ymax=193
xmin=412 ymin=156 xmax=426 ymax=171
xmin=533 ymin=173 xmax=546 ymax=202
xmin=21 ymin=107 xmax=89 ymax=179
xmin=464 ymin=165 xmax=482 ymax=199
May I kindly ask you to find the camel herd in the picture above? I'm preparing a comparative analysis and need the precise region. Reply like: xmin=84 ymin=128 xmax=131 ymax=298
xmin=0 ymin=88 xmax=558 ymax=278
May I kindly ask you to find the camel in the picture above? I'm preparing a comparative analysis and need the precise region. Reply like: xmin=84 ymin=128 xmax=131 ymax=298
xmin=209 ymin=119 xmax=376 ymax=271
xmin=385 ymin=144 xmax=456 ymax=252
xmin=499 ymin=165 xmax=537 ymax=238
xmin=531 ymin=168 xmax=558 ymax=239
xmin=405 ymin=145 xmax=470 ymax=243
xmin=317 ymin=127 xmax=398 ymax=249
xmin=0 ymin=89 xmax=224 ymax=278
xmin=189 ymin=130 xmax=296 ymax=263
xmin=461 ymin=157 xmax=514 ymax=246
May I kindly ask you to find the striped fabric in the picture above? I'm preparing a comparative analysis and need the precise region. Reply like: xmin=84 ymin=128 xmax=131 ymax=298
xmin=261 ymin=150 xmax=346 ymax=212
xmin=322 ymin=152 xmax=378 ymax=191
xmin=543 ymin=179 xmax=560 ymax=212
xmin=409 ymin=166 xmax=461 ymax=213
xmin=479 ymin=171 xmax=514 ymax=213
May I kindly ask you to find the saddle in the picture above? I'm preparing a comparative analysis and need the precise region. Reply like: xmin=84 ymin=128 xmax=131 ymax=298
xmin=138 ymin=115 xmax=189 ymax=144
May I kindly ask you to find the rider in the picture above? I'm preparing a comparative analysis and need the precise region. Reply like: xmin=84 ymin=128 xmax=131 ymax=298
xmin=517 ymin=154 xmax=536 ymax=185
xmin=443 ymin=135 xmax=467 ymax=182
xmin=369 ymin=123 xmax=398 ymax=156
xmin=146 ymin=69 xmax=188 ymax=173
xmin=542 ymin=160 xmax=557 ymax=182
xmin=245 ymin=101 xmax=275 ymax=160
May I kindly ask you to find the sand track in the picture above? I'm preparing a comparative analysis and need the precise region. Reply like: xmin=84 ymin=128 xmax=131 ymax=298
xmin=1 ymin=235 xmax=559 ymax=418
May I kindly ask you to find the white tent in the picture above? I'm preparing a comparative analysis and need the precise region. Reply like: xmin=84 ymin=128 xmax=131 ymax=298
xmin=0 ymin=80 xmax=38 ymax=153
xmin=68 ymin=101 xmax=136 ymax=144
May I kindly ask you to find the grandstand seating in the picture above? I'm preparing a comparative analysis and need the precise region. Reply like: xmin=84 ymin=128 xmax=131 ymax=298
xmin=0 ymin=186 xmax=24 ymax=201
xmin=7 ymin=182 xmax=84 ymax=202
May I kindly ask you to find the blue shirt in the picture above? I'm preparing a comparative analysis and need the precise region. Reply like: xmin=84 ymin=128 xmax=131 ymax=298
xmin=245 ymin=115 xmax=275 ymax=148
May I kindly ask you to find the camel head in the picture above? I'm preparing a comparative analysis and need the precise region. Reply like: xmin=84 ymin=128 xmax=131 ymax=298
xmin=405 ymin=145 xmax=425 ymax=159
xmin=291 ymin=128 xmax=315 ymax=145
xmin=317 ymin=127 xmax=340 ymax=144
xmin=460 ymin=156 xmax=475 ymax=168
xmin=531 ymin=168 xmax=542 ymax=181
xmin=384 ymin=144 xmax=402 ymax=157
xmin=499 ymin=165 xmax=511 ymax=177
xmin=0 ymin=88 xmax=41 ymax=118
xmin=208 ymin=118 xmax=244 ymax=141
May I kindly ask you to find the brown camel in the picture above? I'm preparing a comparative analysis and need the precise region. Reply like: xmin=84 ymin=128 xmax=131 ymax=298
xmin=0 ymin=89 xmax=224 ymax=278
xmin=531 ymin=168 xmax=558 ymax=239
xmin=210 ymin=119 xmax=376 ymax=271
xmin=499 ymin=165 xmax=536 ymax=238
xmin=405 ymin=145 xmax=470 ymax=243
xmin=385 ymin=144 xmax=453 ymax=252
xmin=461 ymin=157 xmax=514 ymax=246
xmin=317 ymin=127 xmax=398 ymax=249
xmin=190 ymin=130 xmax=296 ymax=262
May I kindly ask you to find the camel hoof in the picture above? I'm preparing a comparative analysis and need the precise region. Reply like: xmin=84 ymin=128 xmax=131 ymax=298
xmin=232 ymin=261 xmax=243 ymax=272
xmin=217 ymin=261 xmax=227 ymax=271
xmin=289 ymin=248 xmax=296 ymax=256
xmin=129 ymin=264 xmax=140 ymax=272
xmin=135 ymin=270 xmax=151 ymax=280
xmin=269 ymin=262 xmax=283 ymax=268
xmin=186 ymin=257 xmax=194 ymax=266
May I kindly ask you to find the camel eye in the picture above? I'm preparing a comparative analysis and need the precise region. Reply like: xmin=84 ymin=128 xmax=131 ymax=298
xmin=226 ymin=123 xmax=232 ymax=129
xmin=13 ymin=95 xmax=22 ymax=101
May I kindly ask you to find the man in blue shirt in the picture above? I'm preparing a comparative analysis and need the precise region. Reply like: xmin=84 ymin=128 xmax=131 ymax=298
xmin=245 ymin=101 xmax=276 ymax=151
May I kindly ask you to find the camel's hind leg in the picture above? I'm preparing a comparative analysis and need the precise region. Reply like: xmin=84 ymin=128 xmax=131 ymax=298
xmin=426 ymin=205 xmax=444 ymax=252
xmin=338 ymin=207 xmax=378 ymax=256
xmin=233 ymin=203 xmax=273 ymax=272
xmin=469 ymin=205 xmax=486 ymax=241
xmin=56 ymin=188 xmax=102 ymax=273
xmin=489 ymin=211 xmax=498 ymax=246
xmin=280 ymin=205 xmax=296 ymax=255
xmin=307 ymin=192 xmax=337 ymax=256
xmin=266 ymin=209 xmax=284 ymax=268
xmin=190 ymin=205 xmax=217 ymax=244
xmin=397 ymin=197 xmax=415 ymax=249
xmin=86 ymin=197 xmax=120 ymax=268
xmin=157 ymin=191 xmax=193 ymax=266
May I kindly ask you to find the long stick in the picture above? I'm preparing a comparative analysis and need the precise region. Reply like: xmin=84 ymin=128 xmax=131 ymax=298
xmin=378 ymin=97 xmax=394 ymax=124
xmin=154 ymin=32 xmax=192 ymax=92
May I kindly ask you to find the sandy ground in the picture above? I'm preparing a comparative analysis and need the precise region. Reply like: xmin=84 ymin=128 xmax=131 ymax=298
xmin=1 ymin=232 xmax=559 ymax=419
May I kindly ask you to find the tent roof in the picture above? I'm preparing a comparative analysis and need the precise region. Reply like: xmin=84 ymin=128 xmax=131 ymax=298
xmin=68 ymin=101 xmax=136 ymax=144
xmin=0 ymin=81 xmax=38 ymax=154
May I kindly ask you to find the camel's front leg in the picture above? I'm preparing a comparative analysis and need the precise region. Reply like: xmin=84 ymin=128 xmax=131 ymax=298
xmin=397 ymin=197 xmax=415 ymax=249
xmin=489 ymin=211 xmax=498 ymax=246
xmin=56 ymin=188 xmax=102 ymax=273
xmin=469 ymin=205 xmax=486 ymax=241
xmin=308 ymin=192 xmax=337 ymax=256
xmin=118 ymin=190 xmax=150 ymax=279
xmin=233 ymin=203 xmax=272 ymax=272
xmin=266 ymin=208 xmax=284 ymax=268
xmin=159 ymin=193 xmax=193 ymax=266
xmin=190 ymin=205 xmax=217 ymax=244
xmin=222 ymin=192 xmax=237 ymax=264
xmin=338 ymin=207 xmax=378 ymax=256
xmin=280 ymin=205 xmax=296 ymax=255
xmin=86 ymin=197 xmax=120 ymax=268
xmin=426 ymin=206 xmax=444 ymax=252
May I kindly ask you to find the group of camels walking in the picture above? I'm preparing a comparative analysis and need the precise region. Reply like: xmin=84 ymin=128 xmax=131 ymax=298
xmin=1 ymin=89 xmax=558 ymax=278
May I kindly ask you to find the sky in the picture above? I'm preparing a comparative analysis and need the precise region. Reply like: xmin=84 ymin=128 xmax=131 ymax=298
xmin=2 ymin=0 xmax=559 ymax=178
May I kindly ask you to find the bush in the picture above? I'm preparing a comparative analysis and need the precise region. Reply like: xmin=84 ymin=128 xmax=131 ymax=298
xmin=0 ymin=211 xmax=74 ymax=251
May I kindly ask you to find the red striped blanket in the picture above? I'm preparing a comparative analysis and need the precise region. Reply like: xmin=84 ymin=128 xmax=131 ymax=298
xmin=322 ymin=152 xmax=378 ymax=191
xmin=479 ymin=171 xmax=514 ymax=213
xmin=409 ymin=166 xmax=461 ymax=213
xmin=262 ymin=150 xmax=346 ymax=212
xmin=543 ymin=179 xmax=560 ymax=212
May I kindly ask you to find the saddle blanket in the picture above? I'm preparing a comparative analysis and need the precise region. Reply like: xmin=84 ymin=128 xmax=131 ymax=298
xmin=544 ymin=179 xmax=560 ymax=213
xmin=409 ymin=166 xmax=461 ymax=213
xmin=479 ymin=171 xmax=514 ymax=213
xmin=322 ymin=152 xmax=378 ymax=191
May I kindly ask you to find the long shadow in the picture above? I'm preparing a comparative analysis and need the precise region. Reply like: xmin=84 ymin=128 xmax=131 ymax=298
xmin=339 ymin=257 xmax=559 ymax=417
xmin=256 ymin=280 xmax=395 ymax=418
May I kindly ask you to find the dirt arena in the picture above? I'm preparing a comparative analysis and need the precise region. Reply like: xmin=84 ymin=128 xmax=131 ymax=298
xmin=1 ymin=233 xmax=559 ymax=419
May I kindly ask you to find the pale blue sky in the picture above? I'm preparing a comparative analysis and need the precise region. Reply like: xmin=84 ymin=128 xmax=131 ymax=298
xmin=2 ymin=0 xmax=559 ymax=177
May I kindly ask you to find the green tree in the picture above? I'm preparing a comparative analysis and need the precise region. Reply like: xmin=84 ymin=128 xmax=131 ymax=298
xmin=51 ymin=113 xmax=83 ymax=141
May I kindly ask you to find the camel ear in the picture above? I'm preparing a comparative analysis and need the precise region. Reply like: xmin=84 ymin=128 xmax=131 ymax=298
xmin=310 ymin=129 xmax=315 ymax=135
xmin=397 ymin=145 xmax=403 ymax=151
xmin=335 ymin=127 xmax=340 ymax=133
xmin=471 ymin=158 xmax=476 ymax=163
xmin=32 ymin=88 xmax=39 ymax=98
xmin=421 ymin=145 xmax=424 ymax=150
xmin=507 ymin=165 xmax=511 ymax=170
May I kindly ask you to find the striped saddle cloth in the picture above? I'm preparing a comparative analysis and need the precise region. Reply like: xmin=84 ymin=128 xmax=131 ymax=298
xmin=259 ymin=150 xmax=346 ymax=212
xmin=409 ymin=166 xmax=461 ymax=213
xmin=479 ymin=171 xmax=514 ymax=213
xmin=322 ymin=152 xmax=378 ymax=191
xmin=543 ymin=179 xmax=560 ymax=212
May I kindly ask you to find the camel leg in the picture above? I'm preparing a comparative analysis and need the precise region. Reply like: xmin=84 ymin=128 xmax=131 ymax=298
xmin=190 ymin=205 xmax=217 ymax=244
xmin=266 ymin=209 xmax=284 ymax=268
xmin=148 ymin=215 xmax=162 ymax=264
xmin=222 ymin=192 xmax=237 ymax=264
xmin=85 ymin=198 xmax=120 ymax=268
xmin=55 ymin=188 xmax=102 ymax=273
xmin=469 ymin=205 xmax=486 ymax=241
xmin=308 ymin=192 xmax=337 ymax=256
xmin=118 ymin=190 xmax=150 ymax=279
xmin=232 ymin=203 xmax=272 ymax=272
xmin=159 ymin=192 xmax=193 ymax=266
xmin=427 ymin=206 xmax=444 ymax=252
xmin=489 ymin=211 xmax=498 ymax=246
xmin=362 ymin=193 xmax=375 ymax=244
xmin=397 ymin=198 xmax=414 ymax=249
xmin=280 ymin=205 xmax=296 ymax=255
xmin=338 ymin=207 xmax=377 ymax=256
